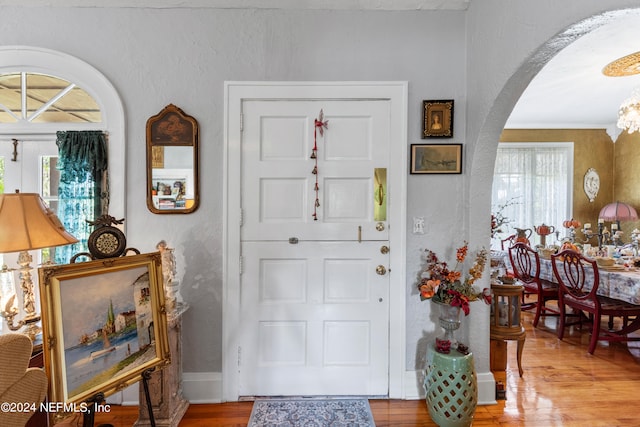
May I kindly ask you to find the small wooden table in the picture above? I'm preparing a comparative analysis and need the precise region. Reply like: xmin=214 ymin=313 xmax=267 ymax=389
xmin=490 ymin=283 xmax=525 ymax=378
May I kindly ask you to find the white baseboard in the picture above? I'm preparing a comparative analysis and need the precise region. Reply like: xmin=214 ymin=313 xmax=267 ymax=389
xmin=403 ymin=370 xmax=496 ymax=405
xmin=107 ymin=371 xmax=223 ymax=406
xmin=112 ymin=370 xmax=492 ymax=405
xmin=182 ymin=372 xmax=222 ymax=403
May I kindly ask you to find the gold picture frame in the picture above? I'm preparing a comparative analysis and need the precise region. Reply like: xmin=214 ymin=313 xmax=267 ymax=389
xmin=38 ymin=252 xmax=170 ymax=407
xmin=410 ymin=143 xmax=462 ymax=174
xmin=422 ymin=99 xmax=454 ymax=138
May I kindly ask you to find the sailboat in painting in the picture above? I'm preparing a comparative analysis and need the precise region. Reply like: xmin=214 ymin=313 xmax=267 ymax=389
xmin=90 ymin=329 xmax=116 ymax=360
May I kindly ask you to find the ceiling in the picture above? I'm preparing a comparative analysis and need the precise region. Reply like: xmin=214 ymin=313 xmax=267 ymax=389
xmin=505 ymin=12 xmax=640 ymax=136
xmin=0 ymin=0 xmax=471 ymax=10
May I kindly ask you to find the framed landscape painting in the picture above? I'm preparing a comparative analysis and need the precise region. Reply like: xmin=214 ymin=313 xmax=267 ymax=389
xmin=38 ymin=252 xmax=170 ymax=405
xmin=410 ymin=144 xmax=462 ymax=174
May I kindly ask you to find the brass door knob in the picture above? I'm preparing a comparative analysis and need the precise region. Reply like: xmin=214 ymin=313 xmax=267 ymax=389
xmin=376 ymin=265 xmax=387 ymax=275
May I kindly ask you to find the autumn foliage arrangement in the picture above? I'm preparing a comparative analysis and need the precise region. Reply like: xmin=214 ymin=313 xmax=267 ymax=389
xmin=418 ymin=242 xmax=490 ymax=315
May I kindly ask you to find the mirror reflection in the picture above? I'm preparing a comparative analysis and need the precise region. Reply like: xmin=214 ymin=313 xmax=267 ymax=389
xmin=146 ymin=104 xmax=199 ymax=214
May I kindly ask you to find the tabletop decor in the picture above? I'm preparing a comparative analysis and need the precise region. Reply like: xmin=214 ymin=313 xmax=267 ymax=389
xmin=418 ymin=242 xmax=489 ymax=353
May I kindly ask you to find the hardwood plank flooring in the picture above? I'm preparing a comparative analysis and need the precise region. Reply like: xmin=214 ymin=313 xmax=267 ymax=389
xmin=93 ymin=309 xmax=640 ymax=426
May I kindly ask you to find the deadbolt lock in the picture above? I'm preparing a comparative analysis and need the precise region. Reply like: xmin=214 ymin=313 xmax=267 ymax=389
xmin=376 ymin=222 xmax=385 ymax=231
xmin=380 ymin=245 xmax=389 ymax=254
xmin=376 ymin=265 xmax=387 ymax=275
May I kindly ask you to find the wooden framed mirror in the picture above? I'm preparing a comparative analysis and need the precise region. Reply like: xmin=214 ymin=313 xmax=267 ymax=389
xmin=146 ymin=104 xmax=199 ymax=214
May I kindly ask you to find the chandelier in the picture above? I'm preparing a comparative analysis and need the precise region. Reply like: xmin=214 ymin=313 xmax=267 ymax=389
xmin=617 ymin=87 xmax=640 ymax=134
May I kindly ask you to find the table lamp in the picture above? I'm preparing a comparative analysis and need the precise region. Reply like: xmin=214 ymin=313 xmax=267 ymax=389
xmin=0 ymin=192 xmax=78 ymax=340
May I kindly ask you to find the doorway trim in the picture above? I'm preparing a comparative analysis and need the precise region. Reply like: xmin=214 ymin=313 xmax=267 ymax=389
xmin=222 ymin=81 xmax=408 ymax=401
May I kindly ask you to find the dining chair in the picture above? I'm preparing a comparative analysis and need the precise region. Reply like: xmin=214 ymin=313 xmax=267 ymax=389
xmin=551 ymin=249 xmax=640 ymax=354
xmin=508 ymin=242 xmax=560 ymax=327
xmin=501 ymin=234 xmax=516 ymax=250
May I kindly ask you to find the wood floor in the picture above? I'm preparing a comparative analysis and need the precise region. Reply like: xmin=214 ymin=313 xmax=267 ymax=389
xmin=93 ymin=309 xmax=640 ymax=426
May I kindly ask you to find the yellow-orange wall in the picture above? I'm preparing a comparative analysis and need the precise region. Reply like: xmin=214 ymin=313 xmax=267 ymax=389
xmin=499 ymin=129 xmax=640 ymax=240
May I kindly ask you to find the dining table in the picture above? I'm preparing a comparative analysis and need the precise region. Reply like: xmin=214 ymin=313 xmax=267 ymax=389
xmin=494 ymin=250 xmax=640 ymax=306
xmin=538 ymin=255 xmax=640 ymax=306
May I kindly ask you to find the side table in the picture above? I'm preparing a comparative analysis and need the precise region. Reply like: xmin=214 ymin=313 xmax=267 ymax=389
xmin=423 ymin=343 xmax=477 ymax=427
xmin=490 ymin=283 xmax=525 ymax=377
xmin=134 ymin=304 xmax=189 ymax=427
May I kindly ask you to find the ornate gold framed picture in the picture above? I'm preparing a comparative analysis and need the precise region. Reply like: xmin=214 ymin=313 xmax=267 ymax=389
xmin=38 ymin=253 xmax=170 ymax=407
xmin=410 ymin=143 xmax=462 ymax=174
xmin=422 ymin=99 xmax=454 ymax=138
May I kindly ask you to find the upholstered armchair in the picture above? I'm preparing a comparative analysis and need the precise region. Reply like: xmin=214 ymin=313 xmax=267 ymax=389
xmin=0 ymin=333 xmax=48 ymax=427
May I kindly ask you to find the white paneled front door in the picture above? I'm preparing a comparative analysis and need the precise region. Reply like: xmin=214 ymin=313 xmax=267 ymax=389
xmin=240 ymin=99 xmax=390 ymax=396
xmin=224 ymin=82 xmax=407 ymax=400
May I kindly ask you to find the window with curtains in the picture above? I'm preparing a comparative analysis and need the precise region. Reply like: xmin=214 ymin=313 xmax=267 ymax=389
xmin=54 ymin=131 xmax=108 ymax=264
xmin=0 ymin=70 xmax=107 ymax=265
xmin=492 ymin=142 xmax=574 ymax=248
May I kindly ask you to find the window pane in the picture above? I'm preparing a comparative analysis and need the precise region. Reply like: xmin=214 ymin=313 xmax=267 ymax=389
xmin=0 ymin=72 xmax=101 ymax=124
xmin=0 ymin=73 xmax=21 ymax=123
xmin=27 ymin=73 xmax=101 ymax=123
xmin=492 ymin=143 xmax=572 ymax=248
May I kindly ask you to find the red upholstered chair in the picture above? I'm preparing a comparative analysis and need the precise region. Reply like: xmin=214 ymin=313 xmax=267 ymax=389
xmin=508 ymin=242 xmax=560 ymax=327
xmin=551 ymin=249 xmax=640 ymax=354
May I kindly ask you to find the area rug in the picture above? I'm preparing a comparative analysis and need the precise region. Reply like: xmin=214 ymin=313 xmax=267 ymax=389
xmin=247 ymin=397 xmax=376 ymax=427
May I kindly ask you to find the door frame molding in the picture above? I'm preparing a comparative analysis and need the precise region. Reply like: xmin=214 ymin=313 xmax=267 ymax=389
xmin=223 ymin=81 xmax=408 ymax=401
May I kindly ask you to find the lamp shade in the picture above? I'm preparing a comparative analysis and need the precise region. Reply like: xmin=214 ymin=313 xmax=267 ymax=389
xmin=0 ymin=192 xmax=78 ymax=253
xmin=598 ymin=201 xmax=639 ymax=222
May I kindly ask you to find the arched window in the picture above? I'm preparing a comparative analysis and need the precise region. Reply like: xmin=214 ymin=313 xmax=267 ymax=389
xmin=0 ymin=72 xmax=101 ymax=123
xmin=0 ymin=46 xmax=124 ymax=264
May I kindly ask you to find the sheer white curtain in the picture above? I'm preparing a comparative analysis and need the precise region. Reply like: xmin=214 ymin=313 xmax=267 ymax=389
xmin=492 ymin=142 xmax=573 ymax=248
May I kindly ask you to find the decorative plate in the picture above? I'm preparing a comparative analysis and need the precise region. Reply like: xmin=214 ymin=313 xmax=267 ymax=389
xmin=583 ymin=168 xmax=600 ymax=203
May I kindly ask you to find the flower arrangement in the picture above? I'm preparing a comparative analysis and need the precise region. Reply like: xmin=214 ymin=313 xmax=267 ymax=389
xmin=418 ymin=242 xmax=489 ymax=315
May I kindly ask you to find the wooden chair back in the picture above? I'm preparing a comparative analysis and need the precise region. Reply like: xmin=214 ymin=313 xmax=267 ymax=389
xmin=551 ymin=249 xmax=599 ymax=302
xmin=508 ymin=242 xmax=540 ymax=285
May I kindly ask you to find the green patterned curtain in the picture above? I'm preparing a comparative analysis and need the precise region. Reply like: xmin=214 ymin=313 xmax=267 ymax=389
xmin=55 ymin=131 xmax=108 ymax=264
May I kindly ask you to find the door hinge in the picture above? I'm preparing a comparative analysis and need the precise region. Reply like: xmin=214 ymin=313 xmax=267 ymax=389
xmin=237 ymin=346 xmax=242 ymax=367
xmin=240 ymin=113 xmax=244 ymax=132
xmin=239 ymin=256 xmax=244 ymax=275
xmin=239 ymin=208 xmax=244 ymax=227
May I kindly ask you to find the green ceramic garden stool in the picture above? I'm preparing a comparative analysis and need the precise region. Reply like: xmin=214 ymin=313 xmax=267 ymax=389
xmin=424 ymin=343 xmax=477 ymax=427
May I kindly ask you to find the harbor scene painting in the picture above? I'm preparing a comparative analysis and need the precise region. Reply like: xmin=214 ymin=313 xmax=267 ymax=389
xmin=39 ymin=253 xmax=170 ymax=404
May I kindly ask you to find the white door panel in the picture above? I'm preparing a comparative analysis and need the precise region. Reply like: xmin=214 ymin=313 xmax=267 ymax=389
xmin=239 ymin=241 xmax=389 ymax=396
xmin=241 ymin=100 xmax=390 ymax=242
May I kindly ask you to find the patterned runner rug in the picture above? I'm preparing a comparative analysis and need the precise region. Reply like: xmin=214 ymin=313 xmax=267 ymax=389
xmin=248 ymin=397 xmax=376 ymax=426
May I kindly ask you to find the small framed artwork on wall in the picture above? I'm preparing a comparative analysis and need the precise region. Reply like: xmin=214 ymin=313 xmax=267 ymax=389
xmin=422 ymin=99 xmax=454 ymax=138
xmin=410 ymin=143 xmax=462 ymax=174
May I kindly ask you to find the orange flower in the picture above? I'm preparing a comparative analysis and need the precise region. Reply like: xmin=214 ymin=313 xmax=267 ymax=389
xmin=446 ymin=271 xmax=461 ymax=283
xmin=420 ymin=279 xmax=440 ymax=300
xmin=456 ymin=243 xmax=468 ymax=262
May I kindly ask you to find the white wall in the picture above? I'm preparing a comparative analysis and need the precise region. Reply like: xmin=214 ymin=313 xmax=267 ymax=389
xmin=2 ymin=0 xmax=639 ymax=402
